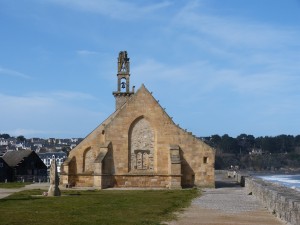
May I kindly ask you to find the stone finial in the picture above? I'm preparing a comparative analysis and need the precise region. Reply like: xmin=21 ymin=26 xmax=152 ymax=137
xmin=118 ymin=51 xmax=130 ymax=73
xmin=47 ymin=159 xmax=61 ymax=196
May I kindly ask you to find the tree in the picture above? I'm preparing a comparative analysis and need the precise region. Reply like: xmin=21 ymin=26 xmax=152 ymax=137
xmin=236 ymin=134 xmax=256 ymax=154
xmin=221 ymin=134 xmax=239 ymax=154
xmin=295 ymin=135 xmax=300 ymax=146
xmin=0 ymin=133 xmax=10 ymax=139
xmin=209 ymin=134 xmax=222 ymax=150
xmin=17 ymin=135 xmax=26 ymax=143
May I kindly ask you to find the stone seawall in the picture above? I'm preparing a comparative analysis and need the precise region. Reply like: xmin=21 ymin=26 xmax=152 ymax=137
xmin=245 ymin=177 xmax=300 ymax=225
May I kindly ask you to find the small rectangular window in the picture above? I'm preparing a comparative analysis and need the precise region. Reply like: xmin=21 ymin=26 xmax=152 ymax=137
xmin=203 ymin=157 xmax=208 ymax=164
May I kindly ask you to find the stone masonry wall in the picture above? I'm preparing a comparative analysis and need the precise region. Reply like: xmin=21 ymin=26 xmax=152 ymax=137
xmin=114 ymin=175 xmax=180 ymax=188
xmin=105 ymin=85 xmax=215 ymax=187
xmin=245 ymin=177 xmax=300 ymax=225
xmin=61 ymin=85 xmax=215 ymax=188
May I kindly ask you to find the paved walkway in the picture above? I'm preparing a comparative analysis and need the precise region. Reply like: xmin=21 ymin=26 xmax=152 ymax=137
xmin=0 ymin=183 xmax=49 ymax=199
xmin=167 ymin=177 xmax=285 ymax=225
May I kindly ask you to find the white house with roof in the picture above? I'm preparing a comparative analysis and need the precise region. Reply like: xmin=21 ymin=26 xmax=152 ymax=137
xmin=38 ymin=152 xmax=67 ymax=173
xmin=0 ymin=138 xmax=8 ymax=146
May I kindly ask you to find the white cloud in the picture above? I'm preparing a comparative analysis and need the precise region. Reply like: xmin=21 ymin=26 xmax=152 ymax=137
xmin=0 ymin=91 xmax=106 ymax=138
xmin=132 ymin=59 xmax=297 ymax=97
xmin=45 ymin=0 xmax=171 ymax=20
xmin=76 ymin=50 xmax=99 ymax=56
xmin=147 ymin=0 xmax=300 ymax=98
xmin=0 ymin=66 xmax=31 ymax=79
xmin=7 ymin=128 xmax=49 ymax=137
xmin=37 ymin=91 xmax=96 ymax=101
xmin=0 ymin=91 xmax=97 ymax=110
xmin=173 ymin=1 xmax=298 ymax=49
xmin=0 ymin=94 xmax=55 ymax=108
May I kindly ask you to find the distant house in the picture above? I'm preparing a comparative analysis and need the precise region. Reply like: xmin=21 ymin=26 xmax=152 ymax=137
xmin=7 ymin=138 xmax=17 ymax=145
xmin=70 ymin=144 xmax=77 ymax=149
xmin=0 ymin=157 xmax=13 ymax=182
xmin=48 ymin=138 xmax=56 ymax=144
xmin=249 ymin=148 xmax=264 ymax=155
xmin=38 ymin=152 xmax=67 ymax=174
xmin=0 ymin=138 xmax=8 ymax=146
xmin=31 ymin=138 xmax=43 ymax=143
xmin=2 ymin=150 xmax=47 ymax=182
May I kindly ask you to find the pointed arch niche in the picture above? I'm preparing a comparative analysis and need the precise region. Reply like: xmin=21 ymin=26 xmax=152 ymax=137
xmin=83 ymin=147 xmax=94 ymax=173
xmin=129 ymin=117 xmax=155 ymax=172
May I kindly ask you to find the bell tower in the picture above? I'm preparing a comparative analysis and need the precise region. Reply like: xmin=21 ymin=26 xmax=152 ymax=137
xmin=113 ymin=51 xmax=135 ymax=109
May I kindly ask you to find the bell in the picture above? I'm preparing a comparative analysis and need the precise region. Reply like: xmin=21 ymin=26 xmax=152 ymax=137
xmin=121 ymin=82 xmax=126 ymax=89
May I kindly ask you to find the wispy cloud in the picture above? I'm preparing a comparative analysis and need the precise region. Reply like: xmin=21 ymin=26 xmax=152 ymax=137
xmin=133 ymin=59 xmax=297 ymax=96
xmin=150 ymin=1 xmax=300 ymax=97
xmin=173 ymin=1 xmax=299 ymax=49
xmin=0 ymin=66 xmax=31 ymax=79
xmin=168 ymin=0 xmax=300 ymax=81
xmin=0 ymin=91 xmax=106 ymax=138
xmin=31 ymin=91 xmax=97 ymax=101
xmin=76 ymin=50 xmax=99 ymax=56
xmin=7 ymin=128 xmax=49 ymax=137
xmin=45 ymin=0 xmax=171 ymax=20
xmin=0 ymin=93 xmax=55 ymax=108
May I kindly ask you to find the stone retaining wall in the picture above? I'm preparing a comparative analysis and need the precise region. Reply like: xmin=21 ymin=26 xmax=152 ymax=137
xmin=245 ymin=177 xmax=300 ymax=225
xmin=236 ymin=172 xmax=249 ymax=187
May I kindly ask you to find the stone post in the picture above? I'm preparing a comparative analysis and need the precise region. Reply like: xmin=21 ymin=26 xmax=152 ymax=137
xmin=48 ymin=159 xmax=61 ymax=196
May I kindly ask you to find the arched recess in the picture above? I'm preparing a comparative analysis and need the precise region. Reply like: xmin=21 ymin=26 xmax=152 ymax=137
xmin=83 ymin=147 xmax=94 ymax=173
xmin=128 ymin=116 xmax=155 ymax=172
xmin=118 ymin=76 xmax=129 ymax=92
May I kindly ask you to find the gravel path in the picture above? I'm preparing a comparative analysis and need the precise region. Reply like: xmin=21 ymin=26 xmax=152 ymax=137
xmin=193 ymin=187 xmax=262 ymax=214
xmin=0 ymin=183 xmax=49 ymax=199
xmin=167 ymin=179 xmax=285 ymax=225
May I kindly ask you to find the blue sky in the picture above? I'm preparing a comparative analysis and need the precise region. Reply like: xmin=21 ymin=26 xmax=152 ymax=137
xmin=0 ymin=0 xmax=300 ymax=138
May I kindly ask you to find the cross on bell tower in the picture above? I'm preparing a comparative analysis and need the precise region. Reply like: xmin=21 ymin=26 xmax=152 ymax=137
xmin=113 ymin=51 xmax=135 ymax=109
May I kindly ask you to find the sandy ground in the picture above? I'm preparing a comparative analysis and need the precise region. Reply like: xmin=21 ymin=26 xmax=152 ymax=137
xmin=167 ymin=176 xmax=285 ymax=225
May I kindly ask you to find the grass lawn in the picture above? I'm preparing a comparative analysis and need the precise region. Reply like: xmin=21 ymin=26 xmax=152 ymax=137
xmin=0 ymin=188 xmax=199 ymax=225
xmin=0 ymin=182 xmax=31 ymax=189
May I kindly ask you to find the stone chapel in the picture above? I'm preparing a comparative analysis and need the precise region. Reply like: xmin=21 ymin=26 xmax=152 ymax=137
xmin=60 ymin=51 xmax=215 ymax=189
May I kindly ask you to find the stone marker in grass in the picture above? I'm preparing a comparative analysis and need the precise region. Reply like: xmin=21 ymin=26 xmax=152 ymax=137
xmin=47 ymin=159 xmax=61 ymax=196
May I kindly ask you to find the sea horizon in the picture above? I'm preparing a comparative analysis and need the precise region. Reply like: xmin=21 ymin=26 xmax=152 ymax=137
xmin=256 ymin=174 xmax=300 ymax=192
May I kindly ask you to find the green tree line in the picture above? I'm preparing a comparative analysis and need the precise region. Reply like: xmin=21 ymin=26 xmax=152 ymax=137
xmin=203 ymin=134 xmax=300 ymax=154
xmin=202 ymin=134 xmax=300 ymax=171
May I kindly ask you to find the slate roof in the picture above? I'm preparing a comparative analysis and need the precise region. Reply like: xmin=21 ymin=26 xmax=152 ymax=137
xmin=2 ymin=150 xmax=33 ymax=167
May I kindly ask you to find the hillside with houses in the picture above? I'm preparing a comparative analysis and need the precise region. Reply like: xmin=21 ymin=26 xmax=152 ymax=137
xmin=0 ymin=134 xmax=82 ymax=154
xmin=0 ymin=134 xmax=83 ymax=182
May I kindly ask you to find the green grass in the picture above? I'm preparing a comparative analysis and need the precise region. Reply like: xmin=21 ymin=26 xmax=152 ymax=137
xmin=0 ymin=182 xmax=31 ymax=189
xmin=0 ymin=189 xmax=199 ymax=225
